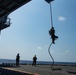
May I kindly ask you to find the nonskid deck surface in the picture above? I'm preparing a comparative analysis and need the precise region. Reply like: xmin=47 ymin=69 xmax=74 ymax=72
xmin=0 ymin=67 xmax=37 ymax=75
xmin=1 ymin=65 xmax=76 ymax=75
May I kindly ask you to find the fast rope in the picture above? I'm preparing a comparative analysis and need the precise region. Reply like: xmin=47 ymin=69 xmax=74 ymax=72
xmin=50 ymin=2 xmax=53 ymax=27
xmin=48 ymin=42 xmax=54 ymax=69
xmin=48 ymin=2 xmax=54 ymax=70
xmin=48 ymin=2 xmax=58 ymax=69
xmin=45 ymin=0 xmax=58 ymax=70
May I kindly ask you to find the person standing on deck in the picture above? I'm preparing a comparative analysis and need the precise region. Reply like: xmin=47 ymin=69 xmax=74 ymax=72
xmin=32 ymin=55 xmax=37 ymax=66
xmin=16 ymin=53 xmax=20 ymax=66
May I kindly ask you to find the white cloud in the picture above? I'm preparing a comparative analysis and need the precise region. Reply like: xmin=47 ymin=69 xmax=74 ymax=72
xmin=58 ymin=16 xmax=66 ymax=21
xmin=65 ymin=50 xmax=69 ymax=53
xmin=37 ymin=47 xmax=42 ymax=50
xmin=61 ymin=50 xmax=69 ymax=55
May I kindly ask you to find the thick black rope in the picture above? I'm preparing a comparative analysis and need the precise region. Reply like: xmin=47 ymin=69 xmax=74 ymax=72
xmin=48 ymin=2 xmax=55 ymax=70
xmin=48 ymin=42 xmax=54 ymax=69
xmin=50 ymin=2 xmax=53 ymax=28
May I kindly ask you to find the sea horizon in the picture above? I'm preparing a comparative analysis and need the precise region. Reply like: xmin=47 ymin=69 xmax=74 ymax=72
xmin=0 ymin=58 xmax=76 ymax=65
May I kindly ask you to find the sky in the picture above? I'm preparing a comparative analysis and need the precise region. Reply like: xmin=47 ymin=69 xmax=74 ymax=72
xmin=0 ymin=0 xmax=76 ymax=62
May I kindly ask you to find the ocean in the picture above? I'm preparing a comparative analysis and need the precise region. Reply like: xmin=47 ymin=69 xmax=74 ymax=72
xmin=0 ymin=59 xmax=76 ymax=66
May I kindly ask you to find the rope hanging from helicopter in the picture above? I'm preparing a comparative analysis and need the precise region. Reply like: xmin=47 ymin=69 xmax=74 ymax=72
xmin=50 ymin=2 xmax=53 ymax=27
xmin=48 ymin=2 xmax=58 ymax=70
